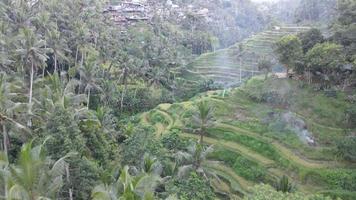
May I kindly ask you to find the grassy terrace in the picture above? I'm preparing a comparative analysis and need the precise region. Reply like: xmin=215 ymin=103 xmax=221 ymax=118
xmin=138 ymin=75 xmax=356 ymax=200
xmin=184 ymin=26 xmax=311 ymax=87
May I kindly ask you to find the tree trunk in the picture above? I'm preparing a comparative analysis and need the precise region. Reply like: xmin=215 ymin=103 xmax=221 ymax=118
xmin=75 ymin=46 xmax=79 ymax=67
xmin=200 ymin=125 xmax=204 ymax=146
xmin=2 ymin=124 xmax=8 ymax=157
xmin=66 ymin=165 xmax=73 ymax=200
xmin=54 ymin=53 xmax=58 ymax=73
xmin=87 ymin=88 xmax=91 ymax=109
xmin=2 ymin=124 xmax=8 ymax=198
xmin=28 ymin=60 xmax=34 ymax=127
xmin=120 ymin=68 xmax=128 ymax=110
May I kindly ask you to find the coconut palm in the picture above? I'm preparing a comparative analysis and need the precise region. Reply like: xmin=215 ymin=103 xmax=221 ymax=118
xmin=47 ymin=28 xmax=70 ymax=73
xmin=35 ymin=73 xmax=87 ymax=122
xmin=192 ymin=100 xmax=214 ymax=145
xmin=79 ymin=49 xmax=102 ymax=109
xmin=0 ymin=73 xmax=29 ymax=158
xmin=15 ymin=27 xmax=52 ymax=126
xmin=0 ymin=140 xmax=72 ymax=200
xmin=91 ymin=165 xmax=160 ymax=200
xmin=175 ymin=142 xmax=217 ymax=180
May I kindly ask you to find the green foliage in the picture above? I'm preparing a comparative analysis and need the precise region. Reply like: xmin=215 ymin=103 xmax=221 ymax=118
xmin=92 ymin=165 xmax=160 ymax=200
xmin=275 ymin=175 xmax=294 ymax=193
xmin=305 ymin=42 xmax=345 ymax=72
xmin=43 ymin=105 xmax=85 ymax=160
xmin=258 ymin=58 xmax=273 ymax=80
xmin=345 ymin=104 xmax=356 ymax=128
xmin=207 ymin=128 xmax=281 ymax=162
xmin=210 ymin=147 xmax=267 ymax=181
xmin=298 ymin=28 xmax=324 ymax=53
xmin=67 ymin=157 xmax=102 ymax=200
xmin=167 ymin=172 xmax=216 ymax=200
xmin=1 ymin=141 xmax=69 ymax=200
xmin=120 ymin=129 xmax=164 ymax=167
xmin=337 ymin=136 xmax=356 ymax=161
xmin=275 ymin=35 xmax=303 ymax=73
xmin=79 ymin=120 xmax=118 ymax=165
xmin=161 ymin=129 xmax=188 ymax=151
xmin=245 ymin=184 xmax=334 ymax=200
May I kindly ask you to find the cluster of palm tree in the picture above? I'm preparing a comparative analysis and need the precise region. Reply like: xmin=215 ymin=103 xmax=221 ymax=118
xmin=0 ymin=0 xmax=229 ymax=199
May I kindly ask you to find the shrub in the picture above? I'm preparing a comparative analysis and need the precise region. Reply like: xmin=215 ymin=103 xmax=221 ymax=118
xmin=337 ymin=136 xmax=356 ymax=162
xmin=167 ymin=172 xmax=216 ymax=200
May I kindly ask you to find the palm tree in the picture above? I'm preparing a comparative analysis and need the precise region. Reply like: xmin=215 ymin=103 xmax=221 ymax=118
xmin=47 ymin=28 xmax=70 ymax=73
xmin=35 ymin=74 xmax=87 ymax=122
xmin=15 ymin=28 xmax=52 ymax=126
xmin=193 ymin=100 xmax=214 ymax=145
xmin=79 ymin=49 xmax=102 ymax=109
xmin=175 ymin=142 xmax=217 ymax=180
xmin=91 ymin=165 xmax=161 ymax=200
xmin=0 ymin=73 xmax=29 ymax=159
xmin=0 ymin=140 xmax=72 ymax=200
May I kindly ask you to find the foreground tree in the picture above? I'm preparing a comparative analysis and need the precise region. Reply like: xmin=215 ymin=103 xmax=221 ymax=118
xmin=0 ymin=140 xmax=71 ymax=200
xmin=91 ymin=165 xmax=161 ymax=200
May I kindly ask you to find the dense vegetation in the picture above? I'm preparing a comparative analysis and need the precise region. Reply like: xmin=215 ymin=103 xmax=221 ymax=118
xmin=0 ymin=0 xmax=355 ymax=200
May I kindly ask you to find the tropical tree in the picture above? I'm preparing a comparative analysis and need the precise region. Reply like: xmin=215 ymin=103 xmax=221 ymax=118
xmin=258 ymin=58 xmax=273 ymax=80
xmin=79 ymin=49 xmax=102 ymax=109
xmin=305 ymin=42 xmax=345 ymax=87
xmin=0 ymin=140 xmax=72 ymax=200
xmin=175 ymin=142 xmax=216 ymax=180
xmin=91 ymin=165 xmax=161 ymax=200
xmin=193 ymin=100 xmax=214 ymax=145
xmin=275 ymin=35 xmax=303 ymax=76
xmin=297 ymin=28 xmax=324 ymax=53
xmin=15 ymin=28 xmax=52 ymax=126
xmin=47 ymin=28 xmax=70 ymax=73
xmin=0 ymin=73 xmax=29 ymax=158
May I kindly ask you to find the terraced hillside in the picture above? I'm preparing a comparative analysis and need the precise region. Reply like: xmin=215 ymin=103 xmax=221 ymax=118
xmin=137 ymin=77 xmax=356 ymax=200
xmin=185 ymin=26 xmax=310 ymax=87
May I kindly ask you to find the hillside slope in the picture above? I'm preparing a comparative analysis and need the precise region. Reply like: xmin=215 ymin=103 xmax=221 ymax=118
xmin=184 ymin=25 xmax=310 ymax=88
xmin=137 ymin=77 xmax=356 ymax=200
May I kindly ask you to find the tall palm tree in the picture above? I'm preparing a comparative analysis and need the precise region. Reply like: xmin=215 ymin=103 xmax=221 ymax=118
xmin=79 ymin=50 xmax=102 ymax=109
xmin=0 ymin=73 xmax=29 ymax=158
xmin=193 ymin=100 xmax=214 ymax=145
xmin=47 ymin=28 xmax=70 ymax=73
xmin=0 ymin=140 xmax=71 ymax=200
xmin=15 ymin=28 xmax=52 ymax=126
